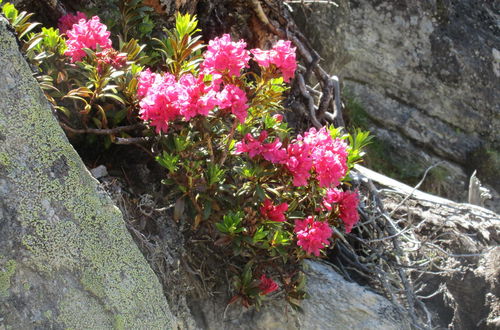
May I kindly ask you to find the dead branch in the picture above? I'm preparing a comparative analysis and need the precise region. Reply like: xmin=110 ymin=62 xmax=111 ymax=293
xmin=60 ymin=122 xmax=146 ymax=135
xmin=251 ymin=0 xmax=345 ymax=129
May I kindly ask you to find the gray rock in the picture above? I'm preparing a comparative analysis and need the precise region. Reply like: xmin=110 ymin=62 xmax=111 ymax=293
xmin=194 ymin=260 xmax=410 ymax=330
xmin=0 ymin=18 xmax=173 ymax=329
xmin=293 ymin=0 xmax=500 ymax=209
xmin=360 ymin=164 xmax=500 ymax=329
xmin=90 ymin=165 xmax=108 ymax=179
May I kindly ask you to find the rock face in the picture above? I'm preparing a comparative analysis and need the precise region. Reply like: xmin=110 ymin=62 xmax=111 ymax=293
xmin=0 ymin=18 xmax=173 ymax=328
xmin=356 ymin=165 xmax=500 ymax=329
xmin=293 ymin=0 xmax=500 ymax=208
xmin=383 ymin=194 xmax=500 ymax=330
xmin=189 ymin=261 xmax=410 ymax=330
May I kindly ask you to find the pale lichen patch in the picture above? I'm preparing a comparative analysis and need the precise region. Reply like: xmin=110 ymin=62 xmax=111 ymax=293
xmin=0 ymin=18 xmax=173 ymax=328
xmin=0 ymin=258 xmax=16 ymax=298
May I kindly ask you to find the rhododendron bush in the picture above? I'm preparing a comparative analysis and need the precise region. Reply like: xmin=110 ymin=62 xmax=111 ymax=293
xmin=3 ymin=3 xmax=371 ymax=309
xmin=136 ymin=14 xmax=370 ymax=308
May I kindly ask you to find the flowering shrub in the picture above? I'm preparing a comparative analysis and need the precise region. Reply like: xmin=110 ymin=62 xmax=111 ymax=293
xmin=2 ymin=3 xmax=371 ymax=309
xmin=0 ymin=1 xmax=152 ymax=146
xmin=136 ymin=14 xmax=371 ymax=308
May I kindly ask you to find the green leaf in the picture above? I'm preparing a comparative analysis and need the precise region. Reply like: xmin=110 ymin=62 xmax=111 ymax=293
xmin=23 ymin=34 xmax=43 ymax=52
xmin=215 ymin=222 xmax=227 ymax=233
xmin=202 ymin=200 xmax=212 ymax=220
xmin=242 ymin=262 xmax=253 ymax=287
xmin=2 ymin=3 xmax=19 ymax=21
xmin=255 ymin=186 xmax=266 ymax=201
xmin=217 ymin=211 xmax=244 ymax=235
xmin=101 ymin=93 xmax=125 ymax=104
xmin=173 ymin=135 xmax=189 ymax=152
xmin=207 ymin=163 xmax=225 ymax=186
xmin=18 ymin=22 xmax=40 ymax=39
xmin=156 ymin=152 xmax=179 ymax=173
xmin=252 ymin=227 xmax=268 ymax=243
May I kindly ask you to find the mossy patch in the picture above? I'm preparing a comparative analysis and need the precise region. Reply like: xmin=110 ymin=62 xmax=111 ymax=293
xmin=468 ymin=145 xmax=500 ymax=191
xmin=0 ymin=19 xmax=173 ymax=328
xmin=57 ymin=289 xmax=114 ymax=329
xmin=0 ymin=258 xmax=16 ymax=298
xmin=0 ymin=152 xmax=10 ymax=167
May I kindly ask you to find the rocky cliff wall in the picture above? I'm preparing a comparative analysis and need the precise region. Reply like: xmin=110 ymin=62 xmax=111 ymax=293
xmin=0 ymin=18 xmax=174 ymax=328
xmin=293 ymin=0 xmax=499 ymax=209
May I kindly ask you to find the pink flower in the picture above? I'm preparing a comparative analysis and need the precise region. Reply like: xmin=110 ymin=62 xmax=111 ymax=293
xmin=177 ymin=74 xmax=219 ymax=120
xmin=323 ymin=189 xmax=359 ymax=233
xmin=303 ymin=127 xmax=349 ymax=188
xmin=201 ymin=34 xmax=250 ymax=77
xmin=137 ymin=70 xmax=223 ymax=131
xmin=284 ymin=141 xmax=312 ymax=186
xmin=282 ymin=127 xmax=347 ymax=187
xmin=64 ymin=16 xmax=112 ymax=63
xmin=271 ymin=40 xmax=297 ymax=82
xmin=273 ymin=114 xmax=283 ymax=122
xmin=251 ymin=40 xmax=297 ymax=82
xmin=234 ymin=131 xmax=267 ymax=157
xmin=137 ymin=68 xmax=162 ymax=99
xmin=261 ymin=138 xmax=287 ymax=163
xmin=137 ymin=71 xmax=183 ymax=133
xmin=294 ymin=216 xmax=332 ymax=256
xmin=322 ymin=188 xmax=343 ymax=211
xmin=218 ymin=84 xmax=248 ymax=123
xmin=260 ymin=199 xmax=288 ymax=222
xmin=234 ymin=131 xmax=287 ymax=163
xmin=58 ymin=11 xmax=87 ymax=34
xmin=259 ymin=275 xmax=278 ymax=295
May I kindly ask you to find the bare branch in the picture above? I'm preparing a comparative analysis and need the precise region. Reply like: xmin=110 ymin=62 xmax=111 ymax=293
xmin=60 ymin=122 xmax=146 ymax=135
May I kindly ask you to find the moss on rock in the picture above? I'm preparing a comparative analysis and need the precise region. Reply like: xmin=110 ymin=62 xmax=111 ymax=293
xmin=0 ymin=259 xmax=16 ymax=298
xmin=0 ymin=17 xmax=174 ymax=328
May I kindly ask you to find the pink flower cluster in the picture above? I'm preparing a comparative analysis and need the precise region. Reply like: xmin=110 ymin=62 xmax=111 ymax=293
xmin=251 ymin=40 xmax=297 ymax=82
xmin=64 ymin=16 xmax=112 ymax=63
xmin=259 ymin=275 xmax=278 ymax=295
xmin=217 ymin=84 xmax=249 ymax=123
xmin=323 ymin=188 xmax=360 ymax=233
xmin=58 ymin=11 xmax=87 ymax=34
xmin=178 ymin=74 xmax=220 ymax=120
xmin=136 ymin=34 xmax=298 ymax=131
xmin=294 ymin=216 xmax=332 ymax=256
xmin=235 ymin=127 xmax=348 ymax=188
xmin=234 ymin=131 xmax=286 ymax=163
xmin=137 ymin=70 xmax=179 ymax=133
xmin=286 ymin=127 xmax=348 ymax=187
xmin=137 ymin=68 xmax=250 ymax=132
xmin=201 ymin=34 xmax=250 ymax=78
xmin=283 ymin=141 xmax=313 ymax=186
xmin=302 ymin=127 xmax=349 ymax=188
xmin=137 ymin=69 xmax=224 ymax=132
xmin=260 ymin=199 xmax=288 ymax=222
xmin=138 ymin=72 xmax=250 ymax=131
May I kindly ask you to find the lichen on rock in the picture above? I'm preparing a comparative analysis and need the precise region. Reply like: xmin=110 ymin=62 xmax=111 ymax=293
xmin=0 ymin=17 xmax=174 ymax=329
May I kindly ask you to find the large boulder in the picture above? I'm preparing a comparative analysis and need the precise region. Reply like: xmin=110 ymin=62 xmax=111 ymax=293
xmin=0 ymin=18 xmax=173 ymax=328
xmin=293 ymin=0 xmax=500 ymax=209
xmin=196 ymin=260 xmax=410 ymax=330
xmin=355 ymin=165 xmax=500 ymax=329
